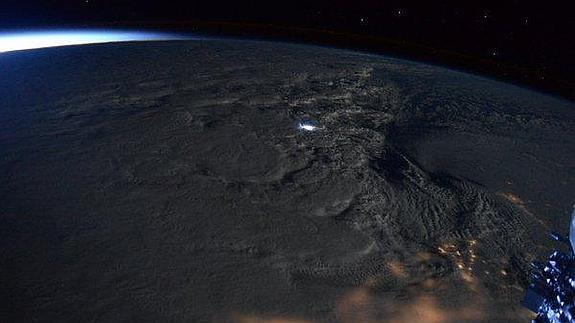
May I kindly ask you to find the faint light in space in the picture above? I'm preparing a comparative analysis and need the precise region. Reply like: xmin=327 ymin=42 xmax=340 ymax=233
xmin=0 ymin=30 xmax=186 ymax=53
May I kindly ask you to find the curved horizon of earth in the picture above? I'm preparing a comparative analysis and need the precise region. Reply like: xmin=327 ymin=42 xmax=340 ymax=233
xmin=0 ymin=39 xmax=574 ymax=322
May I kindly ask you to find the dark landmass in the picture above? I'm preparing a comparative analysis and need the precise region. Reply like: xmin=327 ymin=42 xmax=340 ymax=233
xmin=1 ymin=40 xmax=574 ymax=322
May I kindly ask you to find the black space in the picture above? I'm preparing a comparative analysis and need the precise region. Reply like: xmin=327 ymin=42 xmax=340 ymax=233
xmin=1 ymin=1 xmax=574 ymax=97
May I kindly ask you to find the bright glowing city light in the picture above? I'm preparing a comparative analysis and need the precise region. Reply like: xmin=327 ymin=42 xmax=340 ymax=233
xmin=0 ymin=30 xmax=185 ymax=53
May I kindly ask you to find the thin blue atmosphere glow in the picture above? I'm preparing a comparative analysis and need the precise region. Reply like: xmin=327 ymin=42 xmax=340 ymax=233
xmin=0 ymin=30 xmax=187 ymax=53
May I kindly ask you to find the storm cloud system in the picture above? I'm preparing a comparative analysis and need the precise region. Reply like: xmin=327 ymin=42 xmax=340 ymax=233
xmin=1 ymin=40 xmax=573 ymax=322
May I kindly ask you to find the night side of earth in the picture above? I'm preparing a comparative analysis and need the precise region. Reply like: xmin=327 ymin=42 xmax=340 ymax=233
xmin=0 ymin=40 xmax=574 ymax=322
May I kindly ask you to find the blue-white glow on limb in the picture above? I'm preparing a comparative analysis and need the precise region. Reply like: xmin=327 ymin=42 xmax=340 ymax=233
xmin=0 ymin=30 xmax=184 ymax=53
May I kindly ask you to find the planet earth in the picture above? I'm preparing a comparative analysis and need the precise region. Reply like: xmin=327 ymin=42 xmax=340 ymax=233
xmin=1 ymin=39 xmax=574 ymax=322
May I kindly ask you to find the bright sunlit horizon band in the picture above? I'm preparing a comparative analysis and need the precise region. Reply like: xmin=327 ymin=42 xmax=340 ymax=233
xmin=0 ymin=30 xmax=188 ymax=53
